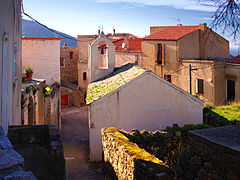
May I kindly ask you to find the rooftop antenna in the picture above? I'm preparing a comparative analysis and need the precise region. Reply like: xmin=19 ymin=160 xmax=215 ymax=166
xmin=177 ymin=18 xmax=181 ymax=24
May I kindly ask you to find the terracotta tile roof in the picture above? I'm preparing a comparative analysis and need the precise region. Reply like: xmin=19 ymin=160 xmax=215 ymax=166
xmin=228 ymin=55 xmax=240 ymax=64
xmin=98 ymin=38 xmax=142 ymax=51
xmin=128 ymin=38 xmax=142 ymax=51
xmin=86 ymin=63 xmax=146 ymax=104
xmin=143 ymin=26 xmax=200 ymax=40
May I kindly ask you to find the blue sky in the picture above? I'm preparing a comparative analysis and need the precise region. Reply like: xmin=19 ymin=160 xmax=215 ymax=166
xmin=22 ymin=0 xmax=238 ymax=55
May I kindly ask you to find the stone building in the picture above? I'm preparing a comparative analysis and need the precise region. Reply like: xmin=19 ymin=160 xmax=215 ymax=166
xmin=0 ymin=0 xmax=22 ymax=134
xmin=141 ymin=23 xmax=236 ymax=105
xmin=60 ymin=45 xmax=78 ymax=83
xmin=22 ymin=37 xmax=61 ymax=85
xmin=86 ymin=34 xmax=203 ymax=161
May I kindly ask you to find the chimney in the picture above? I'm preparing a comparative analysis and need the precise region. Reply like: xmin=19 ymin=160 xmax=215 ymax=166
xmin=199 ymin=23 xmax=207 ymax=31
xmin=98 ymin=29 xmax=101 ymax=36
xmin=113 ymin=28 xmax=116 ymax=35
xmin=124 ymin=37 xmax=129 ymax=50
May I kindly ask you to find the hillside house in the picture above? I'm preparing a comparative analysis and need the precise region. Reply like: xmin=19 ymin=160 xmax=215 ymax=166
xmin=141 ymin=23 xmax=235 ymax=105
xmin=86 ymin=33 xmax=203 ymax=160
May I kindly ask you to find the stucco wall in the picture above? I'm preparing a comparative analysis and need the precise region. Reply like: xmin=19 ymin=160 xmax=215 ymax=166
xmin=0 ymin=0 xmax=22 ymax=134
xmin=89 ymin=72 xmax=203 ymax=160
xmin=22 ymin=39 xmax=61 ymax=85
xmin=115 ymin=51 xmax=141 ymax=67
xmin=178 ymin=30 xmax=200 ymax=59
xmin=78 ymin=61 xmax=88 ymax=90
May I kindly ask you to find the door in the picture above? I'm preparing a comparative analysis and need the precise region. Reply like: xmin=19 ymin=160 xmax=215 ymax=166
xmin=227 ymin=80 xmax=235 ymax=102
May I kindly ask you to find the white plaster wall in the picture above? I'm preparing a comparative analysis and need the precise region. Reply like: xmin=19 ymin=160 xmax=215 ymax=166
xmin=22 ymin=39 xmax=61 ymax=85
xmin=0 ymin=0 xmax=22 ymax=134
xmin=89 ymin=73 xmax=203 ymax=160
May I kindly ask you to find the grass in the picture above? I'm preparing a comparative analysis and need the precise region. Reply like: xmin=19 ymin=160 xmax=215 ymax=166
xmin=206 ymin=103 xmax=240 ymax=122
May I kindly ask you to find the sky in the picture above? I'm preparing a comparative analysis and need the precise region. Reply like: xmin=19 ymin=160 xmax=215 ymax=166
xmin=22 ymin=0 xmax=239 ymax=56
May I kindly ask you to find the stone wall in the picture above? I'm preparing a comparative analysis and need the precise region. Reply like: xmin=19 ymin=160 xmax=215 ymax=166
xmin=60 ymin=47 xmax=78 ymax=83
xmin=101 ymin=128 xmax=174 ymax=179
xmin=175 ymin=125 xmax=240 ymax=180
xmin=126 ymin=129 xmax=183 ymax=168
xmin=8 ymin=125 xmax=66 ymax=180
xmin=0 ymin=127 xmax=36 ymax=179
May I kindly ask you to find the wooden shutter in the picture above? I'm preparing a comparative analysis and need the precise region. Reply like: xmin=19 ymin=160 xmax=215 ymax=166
xmin=196 ymin=79 xmax=204 ymax=94
xmin=161 ymin=43 xmax=165 ymax=65
xmin=155 ymin=44 xmax=158 ymax=64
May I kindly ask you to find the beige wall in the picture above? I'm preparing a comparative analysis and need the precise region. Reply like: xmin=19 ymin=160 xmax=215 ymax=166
xmin=22 ymin=39 xmax=61 ymax=85
xmin=0 ymin=0 xmax=22 ymax=134
xmin=78 ymin=61 xmax=88 ymax=90
xmin=89 ymin=72 xmax=203 ymax=160
xmin=115 ymin=51 xmax=141 ymax=67
xmin=60 ymin=47 xmax=78 ymax=83
xmin=78 ymin=35 xmax=96 ymax=61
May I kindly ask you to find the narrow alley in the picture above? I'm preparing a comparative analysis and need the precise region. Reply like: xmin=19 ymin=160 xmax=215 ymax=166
xmin=61 ymin=107 xmax=105 ymax=180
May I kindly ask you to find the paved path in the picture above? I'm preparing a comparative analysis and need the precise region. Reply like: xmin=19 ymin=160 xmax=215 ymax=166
xmin=61 ymin=107 xmax=105 ymax=180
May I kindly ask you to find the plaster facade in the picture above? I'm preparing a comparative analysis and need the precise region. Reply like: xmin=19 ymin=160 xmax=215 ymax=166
xmin=0 ymin=0 xmax=22 ymax=134
xmin=22 ymin=38 xmax=61 ymax=85
xmin=88 ymin=72 xmax=203 ymax=160
xmin=115 ymin=51 xmax=141 ymax=67
xmin=141 ymin=24 xmax=230 ymax=105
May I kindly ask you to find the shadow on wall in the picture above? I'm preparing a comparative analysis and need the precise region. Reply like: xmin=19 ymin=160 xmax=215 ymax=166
xmin=7 ymin=125 xmax=66 ymax=180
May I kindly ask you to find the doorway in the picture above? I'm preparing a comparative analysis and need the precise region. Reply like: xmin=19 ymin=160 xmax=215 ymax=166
xmin=227 ymin=80 xmax=235 ymax=102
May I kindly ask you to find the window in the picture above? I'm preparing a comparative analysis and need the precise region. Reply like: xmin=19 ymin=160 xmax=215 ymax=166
xmin=155 ymin=43 xmax=165 ymax=65
xmin=60 ymin=58 xmax=65 ymax=67
xmin=70 ymin=51 xmax=73 ymax=59
xmin=83 ymin=72 xmax=87 ymax=80
xmin=135 ymin=55 xmax=139 ymax=64
xmin=164 ymin=74 xmax=171 ymax=83
xmin=196 ymin=79 xmax=204 ymax=94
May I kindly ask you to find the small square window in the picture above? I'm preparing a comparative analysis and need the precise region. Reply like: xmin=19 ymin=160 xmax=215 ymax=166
xmin=164 ymin=74 xmax=171 ymax=83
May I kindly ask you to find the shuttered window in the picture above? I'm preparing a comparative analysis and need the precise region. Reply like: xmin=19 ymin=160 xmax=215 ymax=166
xmin=196 ymin=79 xmax=204 ymax=94
xmin=155 ymin=43 xmax=165 ymax=65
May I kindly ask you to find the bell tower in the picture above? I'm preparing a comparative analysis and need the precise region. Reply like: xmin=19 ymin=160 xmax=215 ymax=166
xmin=88 ymin=32 xmax=115 ymax=82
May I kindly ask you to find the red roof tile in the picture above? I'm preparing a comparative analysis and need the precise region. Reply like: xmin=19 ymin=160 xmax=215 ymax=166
xmin=128 ymin=38 xmax=142 ymax=51
xmin=228 ymin=55 xmax=240 ymax=64
xmin=98 ymin=38 xmax=142 ymax=51
xmin=143 ymin=26 xmax=199 ymax=40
